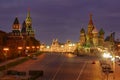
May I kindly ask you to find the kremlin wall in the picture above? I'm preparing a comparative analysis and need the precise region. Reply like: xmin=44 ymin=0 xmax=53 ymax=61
xmin=0 ymin=11 xmax=40 ymax=61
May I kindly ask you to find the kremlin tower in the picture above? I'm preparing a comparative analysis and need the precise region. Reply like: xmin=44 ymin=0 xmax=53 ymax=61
xmin=9 ymin=10 xmax=35 ymax=38
xmin=5 ymin=10 xmax=40 ymax=57
xmin=25 ymin=10 xmax=35 ymax=37
xmin=12 ymin=17 xmax=21 ymax=37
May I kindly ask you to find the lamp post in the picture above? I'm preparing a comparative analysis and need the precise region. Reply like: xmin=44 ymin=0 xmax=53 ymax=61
xmin=18 ymin=47 xmax=23 ymax=57
xmin=3 ymin=47 xmax=9 ymax=73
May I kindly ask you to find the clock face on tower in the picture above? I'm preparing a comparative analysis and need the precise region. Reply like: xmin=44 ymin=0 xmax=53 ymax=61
xmin=13 ymin=25 xmax=19 ymax=29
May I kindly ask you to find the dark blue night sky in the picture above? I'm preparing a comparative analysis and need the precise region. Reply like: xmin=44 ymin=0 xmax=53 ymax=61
xmin=0 ymin=0 xmax=120 ymax=44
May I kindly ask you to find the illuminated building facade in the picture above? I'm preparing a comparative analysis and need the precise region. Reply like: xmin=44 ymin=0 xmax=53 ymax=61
xmin=79 ymin=14 xmax=105 ymax=54
xmin=3 ymin=10 xmax=39 ymax=58
xmin=41 ymin=39 xmax=77 ymax=53
xmin=79 ymin=14 xmax=105 ymax=47
xmin=9 ymin=10 xmax=34 ymax=38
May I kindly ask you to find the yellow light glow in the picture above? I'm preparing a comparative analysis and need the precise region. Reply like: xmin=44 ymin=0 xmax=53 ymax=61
xmin=111 ymin=57 xmax=115 ymax=61
xmin=18 ymin=47 xmax=23 ymax=50
xmin=61 ymin=45 xmax=64 ymax=48
xmin=67 ymin=53 xmax=76 ymax=58
xmin=69 ymin=44 xmax=72 ymax=47
xmin=36 ymin=46 xmax=40 ymax=48
xmin=46 ymin=46 xmax=50 ymax=49
xmin=26 ymin=46 xmax=30 ymax=49
xmin=118 ymin=45 xmax=120 ymax=47
xmin=103 ymin=53 xmax=111 ymax=58
xmin=3 ymin=48 xmax=9 ymax=51
xmin=32 ymin=46 xmax=35 ymax=49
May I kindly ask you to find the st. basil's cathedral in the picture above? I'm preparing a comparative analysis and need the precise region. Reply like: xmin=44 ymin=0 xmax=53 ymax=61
xmin=79 ymin=14 xmax=105 ymax=47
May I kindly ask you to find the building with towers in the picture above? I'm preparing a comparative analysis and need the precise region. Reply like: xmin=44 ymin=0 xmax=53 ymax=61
xmin=78 ymin=14 xmax=105 ymax=55
xmin=3 ymin=10 xmax=40 ymax=59
xmin=11 ymin=17 xmax=21 ymax=37
xmin=22 ymin=10 xmax=34 ymax=37
xmin=10 ymin=10 xmax=34 ymax=38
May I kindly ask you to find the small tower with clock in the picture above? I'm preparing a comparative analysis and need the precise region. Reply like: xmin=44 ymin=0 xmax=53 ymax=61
xmin=12 ymin=17 xmax=21 ymax=36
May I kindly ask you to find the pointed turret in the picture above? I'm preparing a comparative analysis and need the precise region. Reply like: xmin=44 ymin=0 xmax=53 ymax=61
xmin=12 ymin=17 xmax=21 ymax=36
xmin=87 ymin=14 xmax=95 ymax=45
xmin=21 ymin=21 xmax=27 ymax=36
xmin=13 ymin=17 xmax=19 ymax=24
xmin=87 ymin=14 xmax=94 ymax=34
xmin=80 ymin=28 xmax=86 ymax=45
xmin=88 ymin=14 xmax=94 ymax=26
xmin=80 ymin=28 xmax=85 ymax=33
xmin=27 ymin=8 xmax=31 ymax=18
xmin=26 ymin=9 xmax=32 ymax=27
xmin=99 ymin=28 xmax=105 ymax=35
xmin=25 ymin=9 xmax=34 ymax=37
xmin=12 ymin=17 xmax=20 ymax=30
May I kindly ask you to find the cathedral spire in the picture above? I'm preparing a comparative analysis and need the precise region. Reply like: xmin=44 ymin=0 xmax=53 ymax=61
xmin=88 ymin=14 xmax=94 ymax=25
xmin=87 ymin=14 xmax=94 ymax=32
xmin=27 ymin=8 xmax=30 ymax=18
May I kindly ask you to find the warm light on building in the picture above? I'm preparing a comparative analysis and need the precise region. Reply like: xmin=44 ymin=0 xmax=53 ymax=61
xmin=36 ymin=46 xmax=40 ymax=49
xmin=3 ymin=48 xmax=9 ymax=51
xmin=61 ymin=45 xmax=64 ymax=48
xmin=32 ymin=46 xmax=35 ymax=49
xmin=46 ymin=46 xmax=50 ymax=49
xmin=26 ymin=46 xmax=30 ymax=49
xmin=3 ymin=48 xmax=9 ymax=56
xmin=18 ymin=47 xmax=23 ymax=50
xmin=103 ymin=52 xmax=111 ymax=58
xmin=118 ymin=44 xmax=120 ymax=47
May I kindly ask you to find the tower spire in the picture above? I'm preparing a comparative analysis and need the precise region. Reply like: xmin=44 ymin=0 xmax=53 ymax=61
xmin=12 ymin=17 xmax=21 ymax=36
xmin=26 ymin=8 xmax=32 ymax=27
xmin=88 ymin=14 xmax=93 ymax=25
xmin=27 ymin=8 xmax=30 ymax=18
xmin=25 ymin=9 xmax=34 ymax=37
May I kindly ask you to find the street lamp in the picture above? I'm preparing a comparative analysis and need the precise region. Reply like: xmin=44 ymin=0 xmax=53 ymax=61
xmin=3 ymin=47 xmax=9 ymax=73
xmin=18 ymin=47 xmax=23 ymax=57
